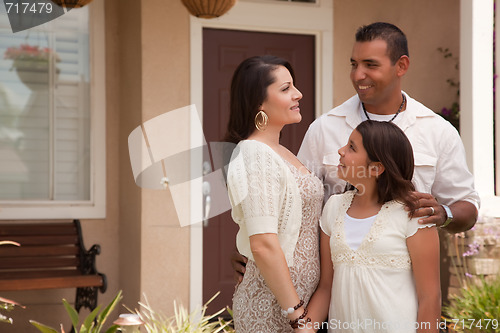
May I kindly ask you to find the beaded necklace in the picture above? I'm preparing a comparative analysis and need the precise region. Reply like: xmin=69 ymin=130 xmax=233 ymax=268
xmin=362 ymin=94 xmax=406 ymax=122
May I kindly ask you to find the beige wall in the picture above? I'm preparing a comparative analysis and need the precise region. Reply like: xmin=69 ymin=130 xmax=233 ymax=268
xmin=333 ymin=0 xmax=460 ymax=113
xmin=138 ymin=0 xmax=191 ymax=314
xmin=98 ymin=0 xmax=191 ymax=318
xmin=115 ymin=0 xmax=143 ymax=311
xmin=113 ymin=0 xmax=191 ymax=318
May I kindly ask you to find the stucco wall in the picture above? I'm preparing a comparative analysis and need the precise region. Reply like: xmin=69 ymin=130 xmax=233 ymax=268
xmin=333 ymin=0 xmax=460 ymax=113
xmin=101 ymin=0 xmax=191 ymax=319
xmin=138 ymin=0 xmax=191 ymax=314
xmin=113 ymin=0 xmax=191 ymax=319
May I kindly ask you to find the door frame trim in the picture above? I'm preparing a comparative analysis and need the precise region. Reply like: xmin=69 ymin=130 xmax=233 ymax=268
xmin=189 ymin=0 xmax=334 ymax=311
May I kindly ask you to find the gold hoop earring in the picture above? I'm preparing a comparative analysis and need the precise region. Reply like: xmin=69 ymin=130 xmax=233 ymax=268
xmin=255 ymin=110 xmax=269 ymax=131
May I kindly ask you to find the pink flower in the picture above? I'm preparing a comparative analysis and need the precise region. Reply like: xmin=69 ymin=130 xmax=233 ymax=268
xmin=441 ymin=107 xmax=452 ymax=117
xmin=3 ymin=44 xmax=60 ymax=62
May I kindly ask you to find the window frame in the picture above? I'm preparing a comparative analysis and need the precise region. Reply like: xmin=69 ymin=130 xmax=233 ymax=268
xmin=0 ymin=0 xmax=106 ymax=219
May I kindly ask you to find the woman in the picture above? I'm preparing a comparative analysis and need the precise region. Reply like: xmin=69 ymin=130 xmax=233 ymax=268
xmin=305 ymin=120 xmax=441 ymax=332
xmin=225 ymin=55 xmax=324 ymax=332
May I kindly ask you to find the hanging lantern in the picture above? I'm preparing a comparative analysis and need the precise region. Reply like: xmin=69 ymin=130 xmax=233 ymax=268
xmin=51 ymin=0 xmax=94 ymax=8
xmin=181 ymin=0 xmax=236 ymax=19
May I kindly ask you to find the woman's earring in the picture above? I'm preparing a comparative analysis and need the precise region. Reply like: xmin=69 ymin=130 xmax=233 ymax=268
xmin=255 ymin=110 xmax=269 ymax=131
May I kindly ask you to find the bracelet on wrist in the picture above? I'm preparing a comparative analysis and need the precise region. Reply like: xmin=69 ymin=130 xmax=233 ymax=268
xmin=440 ymin=204 xmax=453 ymax=228
xmin=281 ymin=299 xmax=304 ymax=317
xmin=289 ymin=307 xmax=310 ymax=329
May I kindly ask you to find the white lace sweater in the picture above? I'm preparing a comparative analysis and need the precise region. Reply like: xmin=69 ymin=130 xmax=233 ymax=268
xmin=227 ymin=140 xmax=302 ymax=267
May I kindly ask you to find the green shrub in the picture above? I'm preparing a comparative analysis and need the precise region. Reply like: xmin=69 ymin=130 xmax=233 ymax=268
xmin=30 ymin=290 xmax=122 ymax=333
xmin=131 ymin=292 xmax=234 ymax=333
xmin=443 ymin=275 xmax=500 ymax=333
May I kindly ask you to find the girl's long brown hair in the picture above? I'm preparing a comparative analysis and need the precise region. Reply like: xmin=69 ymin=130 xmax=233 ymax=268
xmin=356 ymin=120 xmax=417 ymax=215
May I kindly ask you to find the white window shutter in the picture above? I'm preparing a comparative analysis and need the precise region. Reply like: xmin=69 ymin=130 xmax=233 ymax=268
xmin=0 ymin=7 xmax=90 ymax=201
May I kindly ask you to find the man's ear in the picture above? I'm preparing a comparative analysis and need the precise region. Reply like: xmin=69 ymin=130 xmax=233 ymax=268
xmin=369 ymin=162 xmax=385 ymax=177
xmin=396 ymin=55 xmax=409 ymax=77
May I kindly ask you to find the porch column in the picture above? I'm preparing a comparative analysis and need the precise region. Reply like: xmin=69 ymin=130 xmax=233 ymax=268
xmin=460 ymin=0 xmax=494 ymax=198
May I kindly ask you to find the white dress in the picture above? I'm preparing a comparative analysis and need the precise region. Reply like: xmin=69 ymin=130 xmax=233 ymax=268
xmin=320 ymin=191 xmax=434 ymax=333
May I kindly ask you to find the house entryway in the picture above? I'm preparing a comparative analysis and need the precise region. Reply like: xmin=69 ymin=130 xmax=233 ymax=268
xmin=202 ymin=27 xmax=316 ymax=315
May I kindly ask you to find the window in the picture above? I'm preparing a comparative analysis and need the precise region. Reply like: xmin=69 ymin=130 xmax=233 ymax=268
xmin=0 ymin=2 xmax=105 ymax=218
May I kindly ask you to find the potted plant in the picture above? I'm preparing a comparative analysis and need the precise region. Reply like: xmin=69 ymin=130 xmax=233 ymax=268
xmin=4 ymin=44 xmax=60 ymax=89
xmin=51 ymin=0 xmax=94 ymax=8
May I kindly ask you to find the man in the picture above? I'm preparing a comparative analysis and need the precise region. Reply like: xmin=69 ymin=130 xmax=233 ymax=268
xmin=232 ymin=22 xmax=479 ymax=280
xmin=298 ymin=22 xmax=479 ymax=232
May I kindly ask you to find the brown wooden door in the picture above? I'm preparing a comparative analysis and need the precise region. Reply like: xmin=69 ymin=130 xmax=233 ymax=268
xmin=202 ymin=28 xmax=315 ymax=315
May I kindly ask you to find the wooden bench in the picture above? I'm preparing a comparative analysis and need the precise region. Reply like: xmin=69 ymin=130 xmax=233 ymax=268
xmin=0 ymin=219 xmax=107 ymax=313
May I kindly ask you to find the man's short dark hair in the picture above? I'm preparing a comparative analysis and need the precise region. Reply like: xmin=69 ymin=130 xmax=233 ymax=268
xmin=355 ymin=22 xmax=409 ymax=64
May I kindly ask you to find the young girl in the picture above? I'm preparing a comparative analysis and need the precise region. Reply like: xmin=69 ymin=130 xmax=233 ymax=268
xmin=304 ymin=120 xmax=441 ymax=333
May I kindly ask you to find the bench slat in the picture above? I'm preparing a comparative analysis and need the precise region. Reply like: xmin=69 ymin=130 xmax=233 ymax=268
xmin=0 ymin=269 xmax=81 ymax=280
xmin=0 ymin=275 xmax=104 ymax=291
xmin=0 ymin=257 xmax=79 ymax=269
xmin=0 ymin=245 xmax=79 ymax=258
xmin=1 ymin=235 xmax=79 ymax=246
xmin=0 ymin=223 xmax=76 ymax=236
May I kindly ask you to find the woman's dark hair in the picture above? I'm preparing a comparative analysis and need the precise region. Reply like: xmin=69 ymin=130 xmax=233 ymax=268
xmin=355 ymin=22 xmax=409 ymax=64
xmin=223 ymin=55 xmax=295 ymax=144
xmin=355 ymin=120 xmax=417 ymax=214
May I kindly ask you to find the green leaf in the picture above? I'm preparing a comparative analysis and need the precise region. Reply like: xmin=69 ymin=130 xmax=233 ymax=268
xmin=94 ymin=290 xmax=122 ymax=332
xmin=104 ymin=324 xmax=120 ymax=333
xmin=62 ymin=299 xmax=80 ymax=330
xmin=29 ymin=291 xmax=125 ymax=333
xmin=30 ymin=320 xmax=60 ymax=333
xmin=81 ymin=320 xmax=95 ymax=333
xmin=80 ymin=304 xmax=102 ymax=333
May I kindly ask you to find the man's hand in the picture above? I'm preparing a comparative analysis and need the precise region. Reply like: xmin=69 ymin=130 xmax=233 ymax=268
xmin=231 ymin=249 xmax=248 ymax=283
xmin=407 ymin=191 xmax=446 ymax=226
xmin=407 ymin=191 xmax=478 ymax=232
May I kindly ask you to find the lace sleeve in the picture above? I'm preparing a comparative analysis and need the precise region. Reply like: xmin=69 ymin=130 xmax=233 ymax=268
xmin=320 ymin=194 xmax=342 ymax=236
xmin=227 ymin=142 xmax=283 ymax=236
xmin=406 ymin=217 xmax=436 ymax=238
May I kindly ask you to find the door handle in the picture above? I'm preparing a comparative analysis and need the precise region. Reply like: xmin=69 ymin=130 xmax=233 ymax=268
xmin=203 ymin=180 xmax=211 ymax=227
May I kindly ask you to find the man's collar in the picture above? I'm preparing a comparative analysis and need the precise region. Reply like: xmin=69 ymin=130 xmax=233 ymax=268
xmin=327 ymin=95 xmax=362 ymax=129
xmin=327 ymin=91 xmax=435 ymax=130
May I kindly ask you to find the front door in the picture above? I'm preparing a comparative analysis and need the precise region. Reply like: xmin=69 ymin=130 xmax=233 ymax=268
xmin=202 ymin=28 xmax=315 ymax=315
